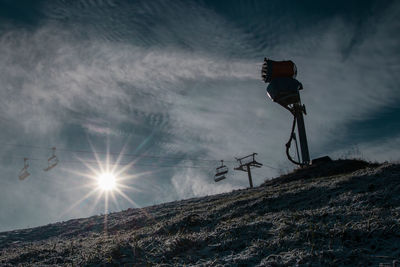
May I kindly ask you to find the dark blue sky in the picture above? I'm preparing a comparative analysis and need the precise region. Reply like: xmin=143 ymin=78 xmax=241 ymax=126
xmin=0 ymin=0 xmax=399 ymax=231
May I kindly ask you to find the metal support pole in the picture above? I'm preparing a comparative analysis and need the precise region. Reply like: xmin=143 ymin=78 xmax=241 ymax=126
xmin=247 ymin=164 xmax=253 ymax=188
xmin=294 ymin=104 xmax=310 ymax=165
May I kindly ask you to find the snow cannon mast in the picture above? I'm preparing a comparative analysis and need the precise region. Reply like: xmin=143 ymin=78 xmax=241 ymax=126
xmin=261 ymin=58 xmax=311 ymax=167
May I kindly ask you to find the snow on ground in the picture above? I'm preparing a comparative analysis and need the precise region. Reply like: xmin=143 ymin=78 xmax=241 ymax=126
xmin=0 ymin=159 xmax=399 ymax=266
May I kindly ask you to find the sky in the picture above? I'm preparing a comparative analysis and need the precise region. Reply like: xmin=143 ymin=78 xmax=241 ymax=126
xmin=0 ymin=0 xmax=399 ymax=232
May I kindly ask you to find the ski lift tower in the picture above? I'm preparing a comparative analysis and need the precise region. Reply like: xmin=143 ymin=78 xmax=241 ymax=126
xmin=234 ymin=153 xmax=262 ymax=188
xmin=261 ymin=58 xmax=310 ymax=166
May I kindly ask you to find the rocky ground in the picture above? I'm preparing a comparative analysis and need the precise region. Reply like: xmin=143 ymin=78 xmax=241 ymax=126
xmin=0 ymin=159 xmax=399 ymax=266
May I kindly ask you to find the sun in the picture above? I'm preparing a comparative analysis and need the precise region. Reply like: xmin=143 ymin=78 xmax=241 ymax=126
xmin=97 ymin=172 xmax=117 ymax=191
xmin=59 ymin=143 xmax=154 ymax=223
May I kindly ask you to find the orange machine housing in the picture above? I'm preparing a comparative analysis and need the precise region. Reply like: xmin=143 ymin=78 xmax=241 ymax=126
xmin=262 ymin=58 xmax=297 ymax=83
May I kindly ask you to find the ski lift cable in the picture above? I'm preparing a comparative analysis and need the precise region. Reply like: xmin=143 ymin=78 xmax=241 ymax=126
xmin=10 ymin=152 xmax=281 ymax=171
xmin=1 ymin=142 xmax=237 ymax=163
xmin=9 ymin=155 xmax=212 ymax=169
xmin=259 ymin=163 xmax=280 ymax=171
xmin=3 ymin=143 xmax=280 ymax=171
xmin=2 ymin=142 xmax=280 ymax=169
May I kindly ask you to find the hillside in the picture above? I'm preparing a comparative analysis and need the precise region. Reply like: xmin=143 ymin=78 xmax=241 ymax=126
xmin=0 ymin=159 xmax=399 ymax=266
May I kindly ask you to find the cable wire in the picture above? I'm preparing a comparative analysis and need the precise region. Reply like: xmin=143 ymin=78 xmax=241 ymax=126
xmin=10 ymin=155 xmax=212 ymax=169
xmin=1 ymin=142 xmax=236 ymax=163
xmin=6 ymin=143 xmax=280 ymax=171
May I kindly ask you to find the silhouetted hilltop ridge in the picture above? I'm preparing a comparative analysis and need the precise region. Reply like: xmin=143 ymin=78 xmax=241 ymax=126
xmin=262 ymin=159 xmax=380 ymax=186
xmin=1 ymin=159 xmax=399 ymax=266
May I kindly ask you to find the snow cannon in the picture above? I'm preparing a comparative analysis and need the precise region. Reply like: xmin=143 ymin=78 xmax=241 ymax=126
xmin=261 ymin=58 xmax=310 ymax=167
xmin=266 ymin=77 xmax=303 ymax=108
xmin=261 ymin=58 xmax=297 ymax=83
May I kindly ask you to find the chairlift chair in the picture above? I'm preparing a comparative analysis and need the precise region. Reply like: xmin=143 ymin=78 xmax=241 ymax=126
xmin=43 ymin=147 xmax=58 ymax=171
xmin=18 ymin=158 xmax=30 ymax=180
xmin=214 ymin=160 xmax=228 ymax=182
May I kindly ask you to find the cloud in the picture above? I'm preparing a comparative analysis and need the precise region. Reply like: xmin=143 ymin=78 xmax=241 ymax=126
xmin=0 ymin=0 xmax=263 ymax=230
xmin=164 ymin=1 xmax=400 ymax=195
xmin=0 ymin=0 xmax=399 ymax=231
xmin=331 ymin=134 xmax=400 ymax=163
xmin=171 ymin=167 xmax=240 ymax=199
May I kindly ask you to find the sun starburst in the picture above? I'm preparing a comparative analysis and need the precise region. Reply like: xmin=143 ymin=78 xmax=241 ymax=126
xmin=97 ymin=172 xmax=116 ymax=191
xmin=57 ymin=142 xmax=156 ymax=229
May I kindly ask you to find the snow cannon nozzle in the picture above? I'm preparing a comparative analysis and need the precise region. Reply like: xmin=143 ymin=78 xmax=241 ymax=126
xmin=261 ymin=58 xmax=297 ymax=83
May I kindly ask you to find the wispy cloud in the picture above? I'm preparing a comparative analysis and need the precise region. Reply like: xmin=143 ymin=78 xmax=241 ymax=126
xmin=0 ymin=0 xmax=399 ymax=231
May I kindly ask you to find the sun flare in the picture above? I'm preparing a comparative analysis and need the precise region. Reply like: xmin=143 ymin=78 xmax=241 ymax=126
xmin=97 ymin=172 xmax=116 ymax=191
xmin=59 ymin=144 xmax=153 ymax=220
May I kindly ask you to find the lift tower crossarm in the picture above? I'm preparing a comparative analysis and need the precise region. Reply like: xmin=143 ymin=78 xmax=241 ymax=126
xmin=234 ymin=153 xmax=262 ymax=188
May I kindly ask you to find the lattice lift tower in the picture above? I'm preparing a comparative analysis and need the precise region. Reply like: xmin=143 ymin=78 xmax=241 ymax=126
xmin=234 ymin=153 xmax=262 ymax=188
